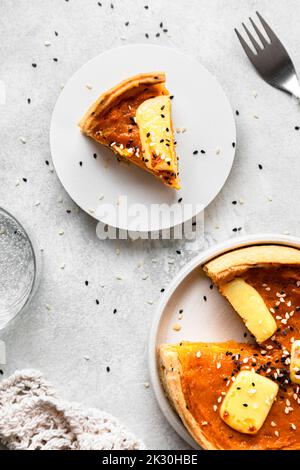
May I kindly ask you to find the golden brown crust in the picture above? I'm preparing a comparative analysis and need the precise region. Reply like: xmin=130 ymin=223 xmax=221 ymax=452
xmin=79 ymin=72 xmax=166 ymax=134
xmin=203 ymin=245 xmax=300 ymax=284
xmin=158 ymin=345 xmax=219 ymax=450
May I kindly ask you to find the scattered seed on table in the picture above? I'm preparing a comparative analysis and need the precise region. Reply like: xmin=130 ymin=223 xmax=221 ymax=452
xmin=23 ymin=178 xmax=27 ymax=183
xmin=0 ymin=370 xmax=3 ymax=375
xmin=79 ymin=161 xmax=83 ymax=166
xmin=210 ymin=284 xmax=213 ymax=290
xmin=163 ymin=29 xmax=168 ymax=33
xmin=113 ymin=308 xmax=117 ymax=314
xmin=66 ymin=209 xmax=71 ymax=214
xmin=160 ymin=22 xmax=163 ymax=28
xmin=145 ymin=33 xmax=149 ymax=38
xmin=258 ymin=164 xmax=263 ymax=170
xmin=156 ymin=33 xmax=160 ymax=37
xmin=179 ymin=309 xmax=183 ymax=314
xmin=85 ymin=280 xmax=89 ymax=286
xmin=176 ymin=250 xmax=181 ymax=255
xmin=232 ymin=142 xmax=236 ymax=148
xmin=53 ymin=58 xmax=58 ymax=62
xmin=295 ymin=126 xmax=300 ymax=131
xmin=125 ymin=21 xmax=129 ymax=26
xmin=161 ymin=288 xmax=165 ymax=293
xmin=106 ymin=366 xmax=110 ymax=372
xmin=236 ymin=110 xmax=239 ymax=116
xmin=32 ymin=63 xmax=37 ymax=68
xmin=201 ymin=149 xmax=206 ymax=154
xmin=27 ymin=98 xmax=31 ymax=104
xmin=54 ymin=31 xmax=59 ymax=36
xmin=203 ymin=296 xmax=207 ymax=302
xmin=144 ymin=5 xmax=149 ymax=9
xmin=193 ymin=150 xmax=198 ymax=155
xmin=110 ymin=3 xmax=114 ymax=8
xmin=233 ymin=228 xmax=238 ymax=232
xmin=96 ymin=299 xmax=100 ymax=305
xmin=178 ymin=197 xmax=183 ymax=203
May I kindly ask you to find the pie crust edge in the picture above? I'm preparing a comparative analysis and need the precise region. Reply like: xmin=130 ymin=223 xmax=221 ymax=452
xmin=158 ymin=344 xmax=220 ymax=450
xmin=204 ymin=244 xmax=300 ymax=284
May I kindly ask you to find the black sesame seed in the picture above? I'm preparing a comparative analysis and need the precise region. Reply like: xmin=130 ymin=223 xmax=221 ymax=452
xmin=125 ymin=21 xmax=129 ymax=26
xmin=163 ymin=29 xmax=168 ymax=33
xmin=110 ymin=3 xmax=114 ymax=8
xmin=144 ymin=5 xmax=149 ymax=9
xmin=210 ymin=284 xmax=213 ymax=290
xmin=201 ymin=149 xmax=206 ymax=154
xmin=161 ymin=114 xmax=165 ymax=118
xmin=54 ymin=31 xmax=59 ymax=36
xmin=243 ymin=403 xmax=248 ymax=407
xmin=32 ymin=63 xmax=37 ymax=68
xmin=106 ymin=366 xmax=110 ymax=372
xmin=233 ymin=227 xmax=238 ymax=232
xmin=113 ymin=308 xmax=117 ymax=314
xmin=85 ymin=281 xmax=89 ymax=286
xmin=235 ymin=110 xmax=239 ymax=116
xmin=98 ymin=2 xmax=102 ymax=5
xmin=244 ymin=332 xmax=247 ymax=337
xmin=66 ymin=209 xmax=71 ymax=214
xmin=232 ymin=201 xmax=237 ymax=205
xmin=53 ymin=58 xmax=58 ymax=62
xmin=27 ymin=98 xmax=31 ymax=104
xmin=79 ymin=161 xmax=83 ymax=166
xmin=146 ymin=132 xmax=150 ymax=137
xmin=178 ymin=198 xmax=183 ymax=203
xmin=160 ymin=22 xmax=163 ymax=28
xmin=232 ymin=142 xmax=236 ymax=148
xmin=193 ymin=150 xmax=198 ymax=155
xmin=23 ymin=178 xmax=27 ymax=183
xmin=170 ymin=95 xmax=174 ymax=100
xmin=295 ymin=126 xmax=300 ymax=131
xmin=161 ymin=288 xmax=165 ymax=293
xmin=176 ymin=250 xmax=181 ymax=255
xmin=156 ymin=33 xmax=160 ymax=38
xmin=145 ymin=33 xmax=149 ymax=38
xmin=179 ymin=309 xmax=183 ymax=314
xmin=96 ymin=299 xmax=100 ymax=305
xmin=258 ymin=164 xmax=263 ymax=170
xmin=0 ymin=370 xmax=3 ymax=375
xmin=45 ymin=160 xmax=49 ymax=166
xmin=203 ymin=296 xmax=207 ymax=302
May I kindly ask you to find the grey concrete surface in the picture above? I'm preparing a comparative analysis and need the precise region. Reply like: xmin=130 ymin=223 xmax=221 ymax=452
xmin=1 ymin=0 xmax=300 ymax=450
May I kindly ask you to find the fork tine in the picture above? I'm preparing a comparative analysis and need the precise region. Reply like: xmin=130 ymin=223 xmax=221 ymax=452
xmin=249 ymin=17 xmax=269 ymax=47
xmin=256 ymin=11 xmax=277 ymax=43
xmin=235 ymin=28 xmax=256 ymax=62
xmin=242 ymin=22 xmax=261 ymax=52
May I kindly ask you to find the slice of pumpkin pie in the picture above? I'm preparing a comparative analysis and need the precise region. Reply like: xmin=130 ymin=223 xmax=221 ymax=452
xmin=204 ymin=245 xmax=300 ymax=344
xmin=79 ymin=72 xmax=180 ymax=189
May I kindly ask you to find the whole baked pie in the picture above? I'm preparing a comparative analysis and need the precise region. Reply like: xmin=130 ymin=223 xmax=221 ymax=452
xmin=79 ymin=72 xmax=180 ymax=189
xmin=159 ymin=245 xmax=300 ymax=450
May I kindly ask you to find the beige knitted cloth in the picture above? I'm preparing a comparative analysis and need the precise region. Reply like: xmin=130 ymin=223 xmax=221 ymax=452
xmin=0 ymin=370 xmax=145 ymax=450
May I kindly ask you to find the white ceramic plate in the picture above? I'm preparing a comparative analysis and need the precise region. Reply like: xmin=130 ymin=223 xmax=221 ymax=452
xmin=148 ymin=234 xmax=300 ymax=449
xmin=50 ymin=44 xmax=236 ymax=232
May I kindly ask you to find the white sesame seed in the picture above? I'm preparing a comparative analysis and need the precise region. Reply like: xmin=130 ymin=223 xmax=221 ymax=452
xmin=172 ymin=323 xmax=181 ymax=332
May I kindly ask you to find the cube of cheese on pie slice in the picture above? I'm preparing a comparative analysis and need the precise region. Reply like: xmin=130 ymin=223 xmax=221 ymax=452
xmin=220 ymin=371 xmax=279 ymax=435
xmin=220 ymin=278 xmax=277 ymax=344
xmin=290 ymin=340 xmax=300 ymax=384
xmin=136 ymin=95 xmax=177 ymax=174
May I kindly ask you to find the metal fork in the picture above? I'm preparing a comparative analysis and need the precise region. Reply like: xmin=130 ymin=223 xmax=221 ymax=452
xmin=235 ymin=11 xmax=300 ymax=100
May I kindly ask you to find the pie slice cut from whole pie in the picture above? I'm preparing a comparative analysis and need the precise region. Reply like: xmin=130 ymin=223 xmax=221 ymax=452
xmin=79 ymin=72 xmax=180 ymax=189
xmin=158 ymin=244 xmax=300 ymax=450
xmin=204 ymin=245 xmax=300 ymax=344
